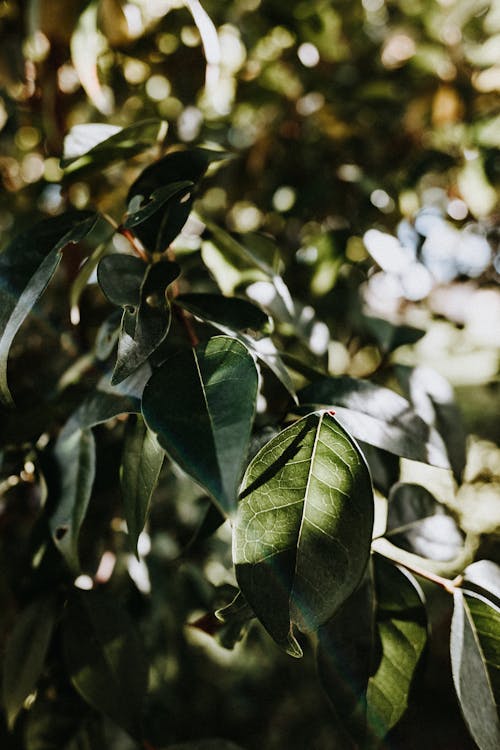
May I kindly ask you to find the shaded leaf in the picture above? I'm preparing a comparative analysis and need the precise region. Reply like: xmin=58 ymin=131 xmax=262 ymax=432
xmin=142 ymin=336 xmax=258 ymax=514
xmin=121 ymin=414 xmax=164 ymax=557
xmin=364 ymin=315 xmax=425 ymax=354
xmin=214 ymin=590 xmax=255 ymax=650
xmin=97 ymin=254 xmax=146 ymax=307
xmin=387 ymin=482 xmax=464 ymax=562
xmin=124 ymin=181 xmax=194 ymax=229
xmin=3 ymin=595 xmax=58 ymax=729
xmin=358 ymin=441 xmax=399 ymax=496
xmin=451 ymin=590 xmax=500 ymax=750
xmin=233 ymin=411 xmax=374 ymax=657
xmin=94 ymin=310 xmax=122 ymax=360
xmin=366 ymin=559 xmax=427 ymax=741
xmin=299 ymin=376 xmax=449 ymax=468
xmin=24 ymin=689 xmax=90 ymax=750
xmin=165 ymin=741 xmax=245 ymax=750
xmin=60 ymin=390 xmax=140 ymax=439
xmin=112 ymin=259 xmax=180 ymax=385
xmin=62 ymin=589 xmax=148 ymax=738
xmin=175 ymin=293 xmax=270 ymax=334
xmin=49 ymin=429 xmax=96 ymax=572
xmin=0 ymin=211 xmax=97 ymax=406
xmin=317 ymin=572 xmax=375 ymax=743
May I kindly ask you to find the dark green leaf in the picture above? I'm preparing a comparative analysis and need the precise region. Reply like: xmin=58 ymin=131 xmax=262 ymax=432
xmin=233 ymin=411 xmax=374 ymax=657
xmin=62 ymin=119 xmax=166 ymax=173
xmin=112 ymin=259 xmax=180 ymax=384
xmin=94 ymin=310 xmax=122 ymax=361
xmin=62 ymin=589 xmax=148 ymax=738
xmin=451 ymin=590 xmax=500 ymax=750
xmin=299 ymin=376 xmax=449 ymax=468
xmin=317 ymin=572 xmax=375 ymax=742
xmin=364 ymin=315 xmax=425 ymax=354
xmin=387 ymin=482 xmax=464 ymax=561
xmin=97 ymin=254 xmax=146 ymax=307
xmin=24 ymin=690 xmax=90 ymax=750
xmin=70 ymin=241 xmax=109 ymax=324
xmin=3 ymin=595 xmax=58 ymax=729
xmin=464 ymin=561 xmax=500 ymax=608
xmin=0 ymin=211 xmax=98 ymax=406
xmin=165 ymin=741 xmax=245 ymax=750
xmin=142 ymin=336 xmax=258 ymax=514
xmin=49 ymin=429 xmax=96 ymax=572
xmin=60 ymin=390 xmax=140 ymax=439
xmin=124 ymin=181 xmax=194 ymax=229
xmin=214 ymin=590 xmax=255 ymax=649
xmin=175 ymin=293 xmax=270 ymax=333
xmin=358 ymin=441 xmax=399 ymax=496
xmin=121 ymin=414 xmax=164 ymax=556
xmin=366 ymin=559 xmax=427 ymax=741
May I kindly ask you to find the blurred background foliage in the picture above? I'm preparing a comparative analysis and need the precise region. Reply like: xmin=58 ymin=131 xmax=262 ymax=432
xmin=0 ymin=1 xmax=499 ymax=748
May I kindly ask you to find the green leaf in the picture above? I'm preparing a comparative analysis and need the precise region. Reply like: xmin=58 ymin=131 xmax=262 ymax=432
xmin=123 ymin=181 xmax=194 ymax=229
xmin=70 ymin=1 xmax=111 ymax=115
xmin=299 ymin=376 xmax=449 ymax=468
xmin=24 ymin=690 xmax=89 ymax=750
xmin=112 ymin=259 xmax=180 ymax=385
xmin=49 ymin=429 xmax=96 ymax=572
xmin=97 ymin=254 xmax=146 ymax=307
xmin=366 ymin=559 xmax=427 ymax=741
xmin=175 ymin=293 xmax=271 ymax=333
xmin=317 ymin=573 xmax=375 ymax=743
xmin=62 ymin=589 xmax=148 ymax=738
xmin=121 ymin=414 xmax=164 ymax=556
xmin=451 ymin=590 xmax=500 ymax=750
xmin=387 ymin=482 xmax=464 ymax=562
xmin=70 ymin=241 xmax=109 ymax=325
xmin=142 ymin=335 xmax=258 ymax=515
xmin=233 ymin=411 xmax=374 ymax=657
xmin=62 ymin=119 xmax=166 ymax=174
xmin=60 ymin=390 xmax=140 ymax=439
xmin=165 ymin=741 xmax=245 ymax=750
xmin=2 ymin=595 xmax=58 ymax=729
xmin=0 ymin=211 xmax=97 ymax=406
xmin=364 ymin=315 xmax=425 ymax=354
xmin=201 ymin=218 xmax=275 ymax=277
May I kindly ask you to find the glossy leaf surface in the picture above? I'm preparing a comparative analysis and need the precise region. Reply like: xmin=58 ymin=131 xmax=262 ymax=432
xmin=299 ymin=376 xmax=449 ymax=468
xmin=451 ymin=590 xmax=500 ymax=750
xmin=142 ymin=335 xmax=258 ymax=514
xmin=121 ymin=414 xmax=164 ymax=556
xmin=3 ymin=596 xmax=58 ymax=729
xmin=49 ymin=429 xmax=96 ymax=572
xmin=124 ymin=181 xmax=193 ymax=229
xmin=233 ymin=411 xmax=374 ymax=656
xmin=175 ymin=293 xmax=270 ymax=333
xmin=0 ymin=211 xmax=97 ymax=405
xmin=62 ymin=589 xmax=148 ymax=738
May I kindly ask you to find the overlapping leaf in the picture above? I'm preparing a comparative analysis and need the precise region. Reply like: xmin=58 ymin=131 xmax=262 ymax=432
xmin=299 ymin=376 xmax=449 ymax=468
xmin=62 ymin=589 xmax=148 ymax=738
xmin=233 ymin=411 xmax=374 ymax=657
xmin=120 ymin=414 xmax=164 ymax=556
xmin=175 ymin=293 xmax=270 ymax=334
xmin=0 ymin=211 xmax=97 ymax=405
xmin=142 ymin=335 xmax=258 ymax=514
xmin=451 ymin=590 xmax=500 ymax=750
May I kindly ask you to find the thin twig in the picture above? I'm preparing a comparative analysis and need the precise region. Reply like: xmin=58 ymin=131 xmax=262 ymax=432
xmin=373 ymin=544 xmax=463 ymax=594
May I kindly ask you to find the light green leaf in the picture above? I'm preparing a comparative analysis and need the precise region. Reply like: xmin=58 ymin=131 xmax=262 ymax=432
xmin=451 ymin=590 xmax=500 ymax=750
xmin=142 ymin=335 xmax=258 ymax=515
xmin=233 ymin=411 xmax=374 ymax=657
xmin=121 ymin=414 xmax=164 ymax=556
xmin=2 ymin=595 xmax=58 ymax=729
xmin=49 ymin=429 xmax=96 ymax=572
xmin=62 ymin=589 xmax=148 ymax=739
xmin=0 ymin=211 xmax=97 ymax=406
xmin=366 ymin=559 xmax=427 ymax=740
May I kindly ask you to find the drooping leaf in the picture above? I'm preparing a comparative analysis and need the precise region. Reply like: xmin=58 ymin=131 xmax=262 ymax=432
xmin=127 ymin=148 xmax=230 ymax=253
xmin=62 ymin=589 xmax=148 ymax=738
xmin=233 ymin=411 xmax=374 ymax=657
xmin=62 ymin=119 xmax=166 ymax=174
xmin=49 ymin=429 xmax=96 ymax=572
xmin=120 ymin=414 xmax=164 ymax=556
xmin=451 ymin=590 xmax=500 ymax=750
xmin=364 ymin=315 xmax=425 ymax=354
xmin=142 ymin=336 xmax=258 ymax=514
xmin=366 ymin=559 xmax=427 ymax=741
xmin=94 ymin=310 xmax=122 ymax=360
xmin=0 ymin=211 xmax=97 ymax=406
xmin=317 ymin=572 xmax=375 ymax=743
xmin=2 ymin=595 xmax=58 ymax=729
xmin=60 ymin=390 xmax=140 ymax=439
xmin=97 ymin=254 xmax=146 ymax=307
xmin=299 ymin=376 xmax=449 ymax=468
xmin=387 ymin=482 xmax=464 ymax=561
xmin=112 ymin=259 xmax=180 ymax=384
xmin=244 ymin=335 xmax=297 ymax=400
xmin=175 ymin=293 xmax=270 ymax=334
xmin=123 ymin=181 xmax=194 ymax=229
xmin=463 ymin=561 xmax=500 ymax=608
xmin=214 ymin=590 xmax=255 ymax=650
xmin=201 ymin=218 xmax=275 ymax=276
xmin=395 ymin=364 xmax=466 ymax=481
xmin=69 ymin=241 xmax=109 ymax=325
xmin=70 ymin=2 xmax=112 ymax=115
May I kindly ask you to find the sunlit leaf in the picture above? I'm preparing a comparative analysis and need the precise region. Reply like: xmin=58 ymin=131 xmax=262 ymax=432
xmin=366 ymin=559 xmax=427 ymax=740
xmin=62 ymin=589 xmax=148 ymax=738
xmin=463 ymin=560 xmax=500 ymax=608
xmin=3 ymin=595 xmax=58 ymax=729
xmin=49 ymin=429 xmax=96 ymax=572
xmin=233 ymin=411 xmax=374 ymax=657
xmin=299 ymin=376 xmax=449 ymax=468
xmin=0 ymin=211 xmax=97 ymax=406
xmin=121 ymin=414 xmax=164 ymax=557
xmin=451 ymin=590 xmax=500 ymax=750
xmin=70 ymin=2 xmax=112 ymax=115
xmin=142 ymin=335 xmax=258 ymax=514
